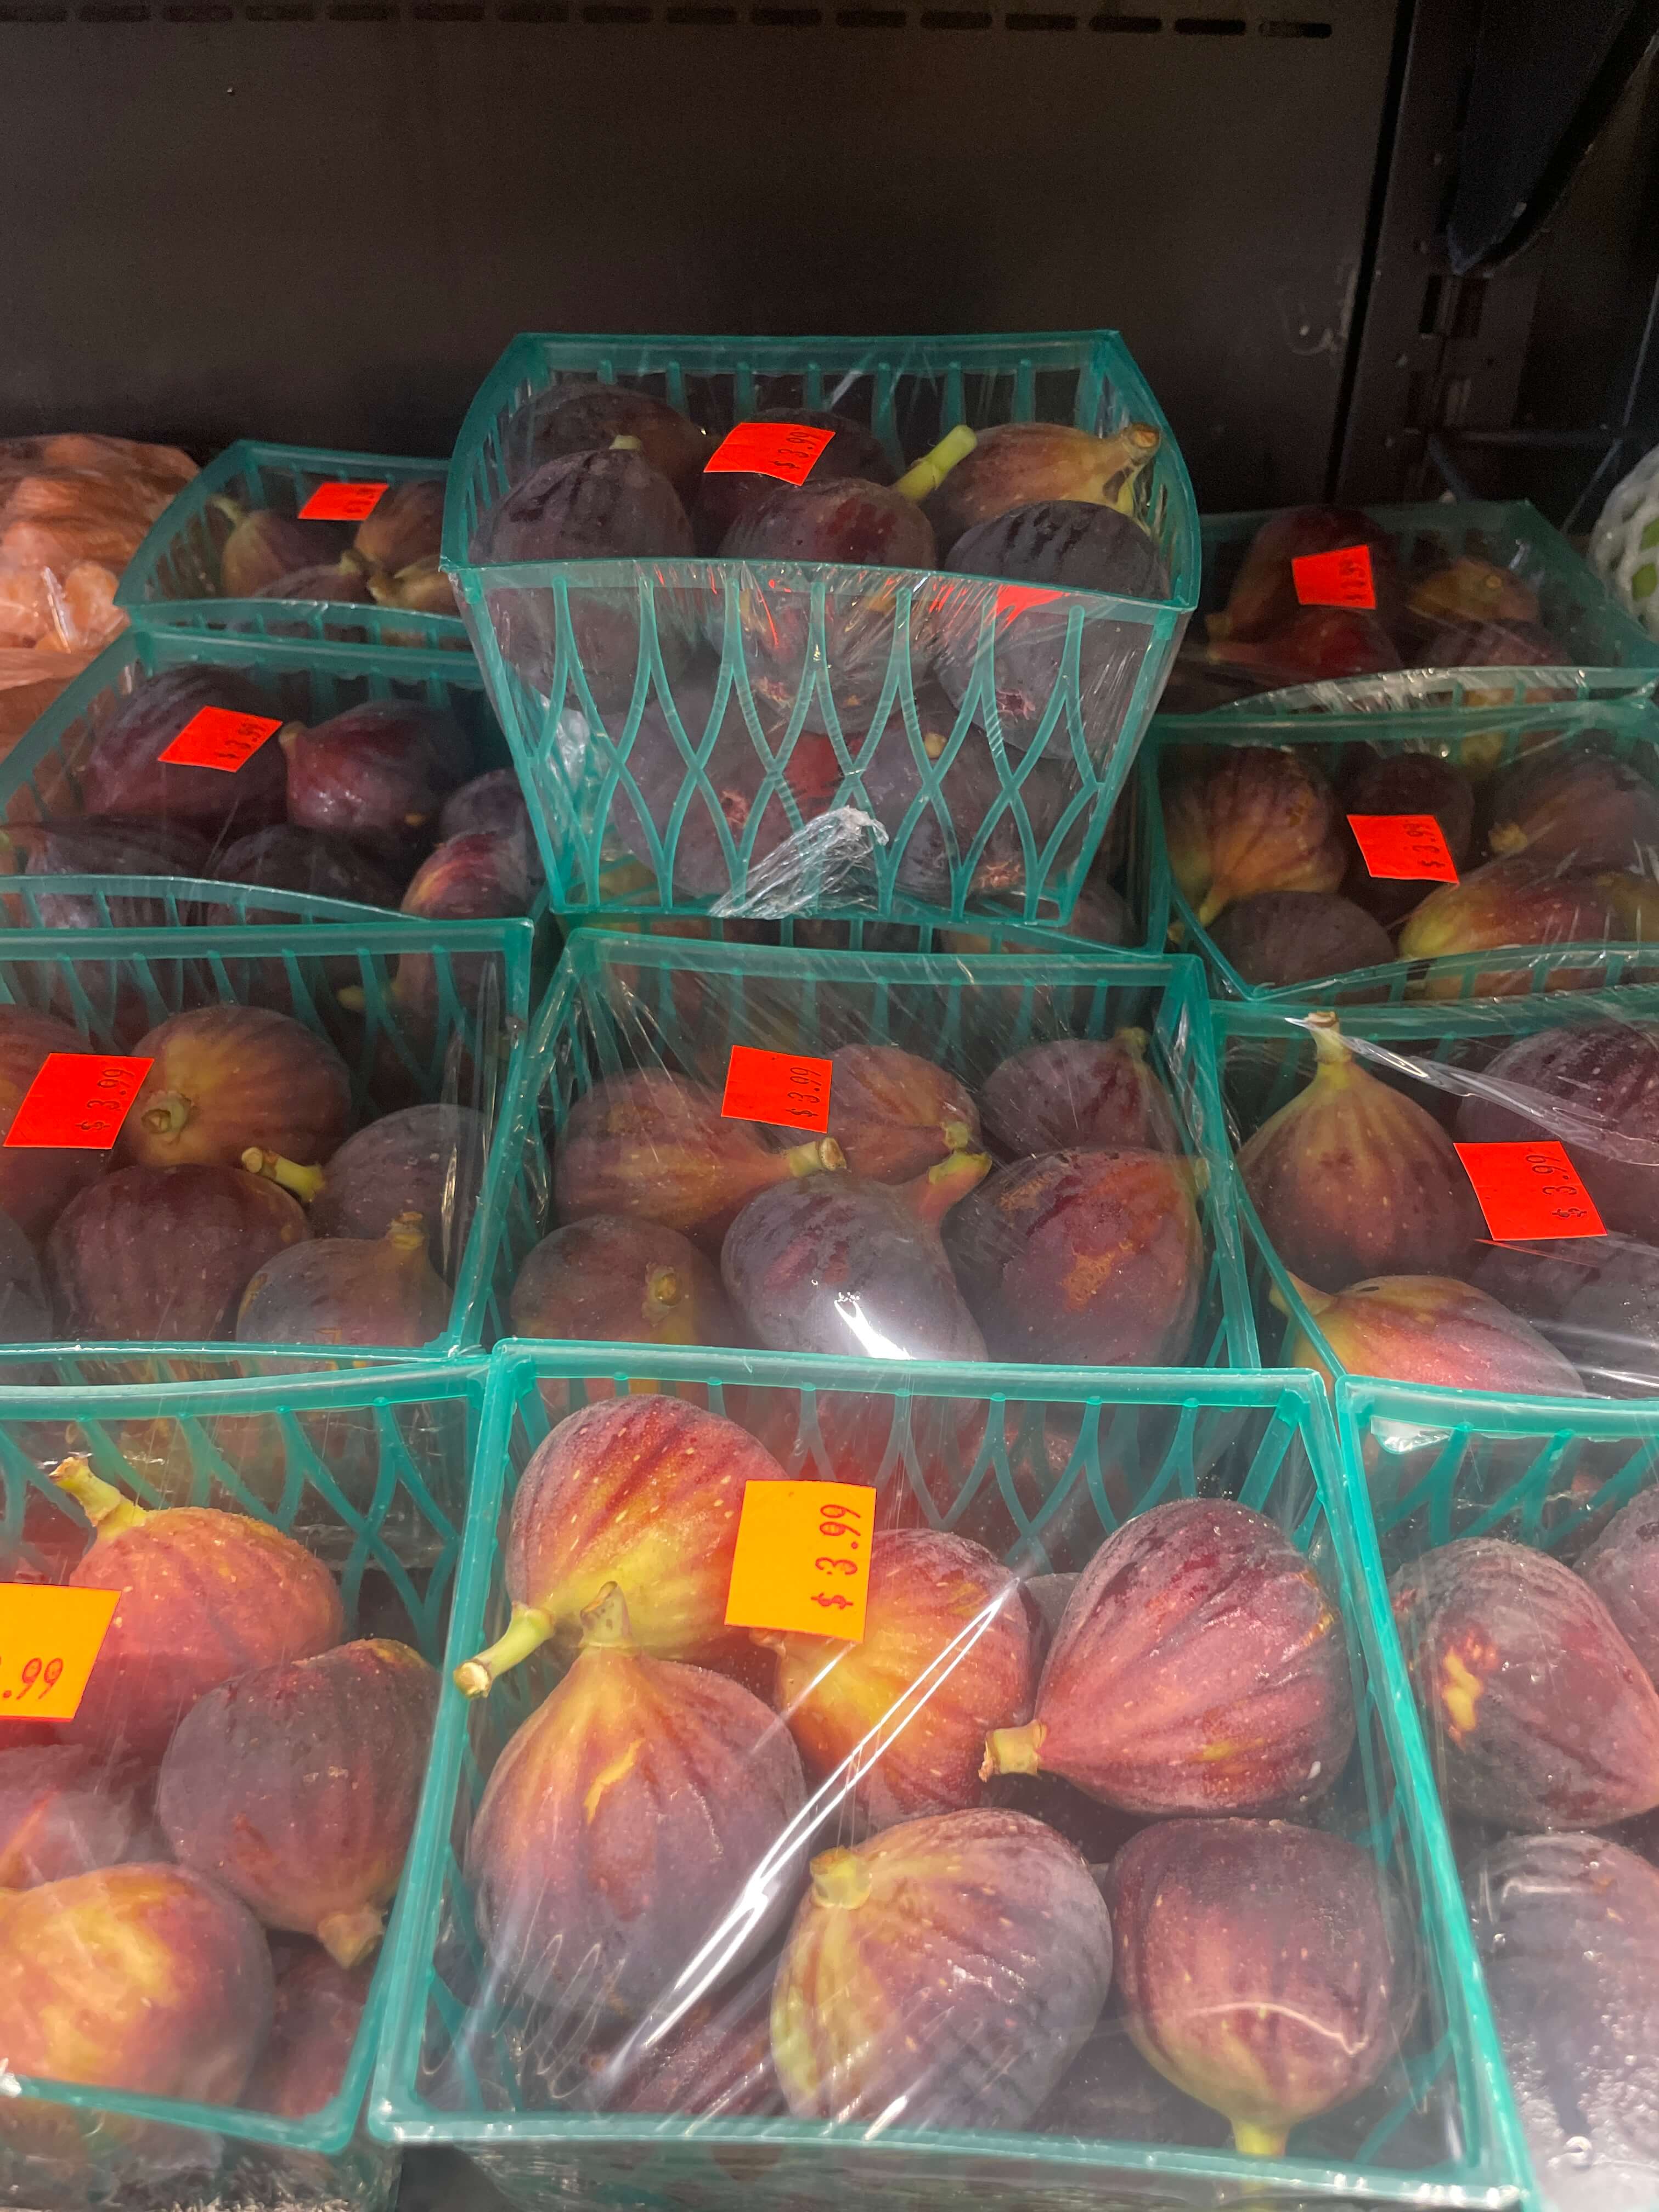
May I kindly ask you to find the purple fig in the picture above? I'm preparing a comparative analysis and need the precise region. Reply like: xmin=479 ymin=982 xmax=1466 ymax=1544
xmin=118 ymin=1005 xmax=351 ymax=1176
xmin=1390 ymin=1536 xmax=1659 ymax=1826
xmin=922 ymin=420 xmax=1161 ymax=561
xmin=826 ymin=1043 xmax=980 ymax=1182
xmin=0 ymin=1744 xmax=146 ymax=1887
xmin=771 ymin=1807 xmax=1112 ymax=2129
xmin=1105 ymin=1818 xmax=1413 ymax=2157
xmin=983 ymin=1499 xmax=1353 ymax=1814
xmin=1037 ymin=2015 xmax=1232 ymax=2146
xmin=980 ymin=1031 xmax=1180 ymax=1159
xmin=1165 ymin=748 xmax=1348 ymax=925
xmin=0 ymin=1006 xmax=112 ymax=1238
xmin=1488 ymin=744 xmax=1659 ymax=874
xmin=1340 ymin=748 xmax=1476 ymax=929
xmin=465 ymin=1584 xmax=805 ymax=2017
xmin=526 ymin=383 xmax=713 ymax=505
xmin=160 ymin=1637 xmax=436 ymax=1967
xmin=0 ymin=1209 xmax=50 ymax=1345
xmin=693 ymin=407 xmax=895 ymax=550
xmin=438 ymin=766 xmax=538 ymax=854
xmin=235 ymin=1211 xmax=450 ymax=1348
xmin=1398 ymin=855 xmax=1619 ymax=996
xmin=1553 ymin=1246 xmax=1659 ymax=1394
xmin=245 ymin=1946 xmax=371 ymax=2119
xmin=510 ymin=1213 xmax=742 ymax=1352
xmin=385 ymin=828 xmax=534 ymax=1021
xmin=352 ymin=479 xmax=445 ymax=574
xmin=47 ymin=1163 xmax=311 ymax=1341
xmin=210 ymin=823 xmax=404 ymax=916
xmin=1212 ymin=506 xmax=1402 ymax=644
xmin=1238 ymin=1011 xmax=1481 ymax=1290
xmin=280 ymin=699 xmax=475 ymax=867
xmin=1577 ymin=1491 xmax=1659 ymax=1683
xmin=253 ymin=551 xmax=377 ymax=604
xmin=0 ymin=815 xmax=216 ymax=929
xmin=216 ymin=503 xmax=342 ymax=597
xmin=368 ymin=552 xmax=460 ymax=624
xmin=1285 ymin=1273 xmax=1589 ymax=1397
xmin=582 ymin=1965 xmax=783 ymax=2116
xmin=75 ymin=664 xmax=287 ymax=839
xmin=1207 ymin=889 xmax=1395 ymax=992
xmin=307 ymin=1103 xmax=488 ymax=1280
xmin=1466 ymin=1231 xmax=1625 ymax=1323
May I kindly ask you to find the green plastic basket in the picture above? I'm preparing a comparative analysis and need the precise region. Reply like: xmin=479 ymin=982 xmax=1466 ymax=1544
xmin=1162 ymin=498 xmax=1659 ymax=716
xmin=1153 ymin=696 xmax=1659 ymax=1003
xmin=481 ymin=933 xmax=1257 ymax=1381
xmin=369 ymin=1347 xmax=1525 ymax=2212
xmin=116 ymin=441 xmax=466 ymax=651
xmin=444 ymin=332 xmax=1199 ymax=928
xmin=0 ymin=912 xmax=534 ymax=1362
xmin=0 ymin=1349 xmax=488 ymax=2212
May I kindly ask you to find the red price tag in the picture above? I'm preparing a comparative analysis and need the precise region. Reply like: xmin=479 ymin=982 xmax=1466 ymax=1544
xmin=1454 ymin=1141 xmax=1608 ymax=1243
xmin=996 ymin=584 xmax=1062 ymax=617
xmin=1293 ymin=544 xmax=1376 ymax=610
xmin=1347 ymin=812 xmax=1459 ymax=883
xmin=0 ymin=1585 xmax=120 ymax=1722
xmin=3 ymin=1054 xmax=153 ymax=1151
xmin=704 ymin=423 xmax=837 ymax=488
xmin=157 ymin=705 xmax=285 ymax=774
xmin=297 ymin=480 xmax=388 ymax=522
xmin=721 ymin=1045 xmax=832 ymax=1133
xmin=724 ymin=1480 xmax=873 ymax=1642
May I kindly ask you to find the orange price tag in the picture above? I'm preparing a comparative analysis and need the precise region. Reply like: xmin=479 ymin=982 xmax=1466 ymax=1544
xmin=724 ymin=1480 xmax=873 ymax=1641
xmin=996 ymin=584 xmax=1062 ymax=616
xmin=0 ymin=1584 xmax=120 ymax=1720
xmin=297 ymin=480 xmax=388 ymax=522
xmin=4 ymin=1054 xmax=153 ymax=1151
xmin=1454 ymin=1140 xmax=1607 ymax=1243
xmin=1292 ymin=544 xmax=1376 ymax=610
xmin=1347 ymin=812 xmax=1459 ymax=883
xmin=157 ymin=705 xmax=285 ymax=774
xmin=721 ymin=1044 xmax=832 ymax=1133
xmin=704 ymin=422 xmax=837 ymax=487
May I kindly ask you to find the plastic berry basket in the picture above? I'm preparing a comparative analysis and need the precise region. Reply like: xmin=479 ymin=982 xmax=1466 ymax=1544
xmin=116 ymin=441 xmax=467 ymax=651
xmin=1164 ymin=498 xmax=1659 ymax=718
xmin=1152 ymin=695 xmax=1659 ymax=1004
xmin=0 ymin=1348 xmax=487 ymax=2212
xmin=368 ymin=1346 xmax=1525 ymax=2212
xmin=0 ymin=911 xmax=534 ymax=1363
xmin=443 ymin=332 xmax=1199 ymax=928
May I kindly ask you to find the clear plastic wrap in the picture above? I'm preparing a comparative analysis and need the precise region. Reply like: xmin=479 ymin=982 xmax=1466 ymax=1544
xmin=0 ymin=1348 xmax=482 ymax=2212
xmin=1159 ymin=498 xmax=1659 ymax=718
xmin=444 ymin=334 xmax=1198 ymax=926
xmin=1156 ymin=697 xmax=1659 ymax=1003
xmin=370 ymin=1350 xmax=1521 ymax=2212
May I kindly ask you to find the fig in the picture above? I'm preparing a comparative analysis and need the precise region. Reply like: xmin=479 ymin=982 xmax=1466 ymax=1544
xmin=1207 ymin=604 xmax=1402 ymax=691
xmin=1037 ymin=2017 xmax=1232 ymax=2146
xmin=1165 ymin=748 xmax=1347 ymax=926
xmin=369 ymin=551 xmax=461 ymax=625
xmin=452 ymin=1395 xmax=787 ymax=1691
xmin=1284 ymin=1273 xmax=1588 ymax=1396
xmin=582 ymin=1964 xmax=782 ymax=2116
xmin=509 ymin=1212 xmax=742 ymax=1352
xmin=1576 ymin=1491 xmax=1659 ymax=1683
xmin=771 ymin=1807 xmax=1113 ymax=2129
xmin=47 ymin=1163 xmax=311 ymax=1341
xmin=0 ymin=815 xmax=217 ymax=929
xmin=980 ymin=1031 xmax=1180 ymax=1159
xmin=1488 ymin=745 xmax=1659 ymax=873
xmin=982 ymin=1499 xmax=1353 ymax=1814
xmin=352 ymin=478 xmax=445 ymax=574
xmin=1211 ymin=506 xmax=1401 ymax=643
xmin=944 ymin=1147 xmax=1203 ymax=1365
xmin=244 ymin=1946 xmax=371 ymax=2119
xmin=439 ymin=766 xmax=535 ymax=848
xmin=254 ymin=551 xmax=376 ymax=603
xmin=1237 ymin=1011 xmax=1481 ymax=1290
xmin=118 ymin=1005 xmax=351 ymax=1175
xmin=0 ymin=1006 xmax=113 ymax=1238
xmin=1465 ymin=1831 xmax=1659 ymax=2212
xmin=1389 ymin=1536 xmax=1659 ymax=1826
xmin=1453 ymin=1021 xmax=1659 ymax=1243
xmin=216 ymin=502 xmax=341 ymax=597
xmin=280 ymin=699 xmax=476 ymax=868
xmin=465 ymin=1584 xmax=805 ymax=2018
xmin=1340 ymin=748 xmax=1476 ymax=928
xmin=159 ymin=1637 xmax=437 ymax=1967
xmin=235 ymin=1211 xmax=450 ymax=1348
xmin=307 ymin=1102 xmax=488 ymax=1279
xmin=1397 ymin=855 xmax=1619 ymax=996
xmin=555 ymin=1071 xmax=844 ymax=1255
xmin=527 ymin=383 xmax=713 ymax=505
xmin=76 ymin=664 xmax=287 ymax=839
xmin=1555 ymin=1251 xmax=1659 ymax=1395
xmin=0 ymin=1209 xmax=50 ymax=1345
xmin=721 ymin=1151 xmax=989 ymax=1365
xmin=922 ymin=420 xmax=1160 ymax=560
xmin=1104 ymin=1818 xmax=1412 ymax=2157
xmin=211 ymin=823 xmax=404 ymax=916
xmin=824 ymin=1043 xmax=980 ymax=1182
xmin=0 ymin=1744 xmax=146 ymax=1888
xmin=1466 ymin=1230 xmax=1626 ymax=1324
xmin=387 ymin=828 xmax=534 ymax=1020
xmin=764 ymin=1528 xmax=1035 ymax=1828
xmin=693 ymin=407 xmax=895 ymax=551
xmin=1405 ymin=554 xmax=1538 ymax=628
xmin=1207 ymin=890 xmax=1395 ymax=991
xmin=52 ymin=1455 xmax=344 ymax=1763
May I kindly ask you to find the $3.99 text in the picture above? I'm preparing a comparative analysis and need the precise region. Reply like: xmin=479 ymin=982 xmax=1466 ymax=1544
xmin=809 ymin=1498 xmax=862 ymax=1613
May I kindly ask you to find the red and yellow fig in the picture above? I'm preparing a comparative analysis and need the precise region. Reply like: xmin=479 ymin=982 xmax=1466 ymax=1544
xmin=1398 ymin=856 xmax=1619 ymax=997
xmin=582 ymin=1964 xmax=783 ymax=2117
xmin=118 ymin=1005 xmax=351 ymax=1176
xmin=825 ymin=1043 xmax=980 ymax=1183
xmin=1164 ymin=748 xmax=1348 ymax=926
xmin=244 ymin=1946 xmax=371 ymax=2119
xmin=235 ymin=1211 xmax=450 ymax=1348
xmin=1487 ymin=746 xmax=1659 ymax=874
xmin=1578 ymin=1489 xmax=1659 ymax=1685
xmin=0 ymin=1743 xmax=146 ymax=1888
xmin=1284 ymin=1273 xmax=1588 ymax=1396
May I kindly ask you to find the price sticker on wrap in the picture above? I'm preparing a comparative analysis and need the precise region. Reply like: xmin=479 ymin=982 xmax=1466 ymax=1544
xmin=725 ymin=1480 xmax=873 ymax=1642
xmin=1293 ymin=544 xmax=1376 ymax=610
xmin=0 ymin=1584 xmax=119 ymax=1721
xmin=1454 ymin=1140 xmax=1608 ymax=1243
xmin=4 ymin=1053 xmax=152 ymax=1151
xmin=996 ymin=584 xmax=1063 ymax=617
xmin=157 ymin=705 xmax=285 ymax=774
xmin=297 ymin=480 xmax=388 ymax=522
xmin=704 ymin=422 xmax=836 ymax=488
xmin=721 ymin=1045 xmax=832 ymax=1133
xmin=1347 ymin=811 xmax=1459 ymax=884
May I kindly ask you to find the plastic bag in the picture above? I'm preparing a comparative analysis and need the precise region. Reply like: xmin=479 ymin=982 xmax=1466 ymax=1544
xmin=0 ymin=434 xmax=195 ymax=654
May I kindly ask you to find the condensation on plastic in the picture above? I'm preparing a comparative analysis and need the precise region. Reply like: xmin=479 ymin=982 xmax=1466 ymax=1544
xmin=444 ymin=334 xmax=1198 ymax=927
xmin=366 ymin=1347 xmax=1525 ymax=2212
xmin=1159 ymin=499 xmax=1659 ymax=719
xmin=0 ymin=1350 xmax=485 ymax=2212
xmin=1340 ymin=1374 xmax=1659 ymax=2212
xmin=1154 ymin=698 xmax=1659 ymax=1005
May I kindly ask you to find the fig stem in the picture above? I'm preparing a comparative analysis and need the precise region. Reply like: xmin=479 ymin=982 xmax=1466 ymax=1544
xmin=140 ymin=1091 xmax=193 ymax=1138
xmin=646 ymin=1268 xmax=685 ymax=1311
xmin=209 ymin=495 xmax=249 ymax=528
xmin=1283 ymin=1271 xmax=1334 ymax=1318
xmin=1116 ymin=1025 xmax=1150 ymax=1061
xmin=386 ymin=1211 xmax=429 ymax=1258
xmin=783 ymin=1136 xmax=844 ymax=1180
xmin=51 ymin=1456 xmax=148 ymax=1536
xmin=578 ymin=1583 xmax=638 ymax=1652
xmin=1488 ymin=821 xmax=1527 ymax=856
xmin=809 ymin=1847 xmax=873 ymax=1910
xmin=241 ymin=1148 xmax=326 ymax=1205
xmin=315 ymin=1905 xmax=385 ymax=1970
xmin=336 ymin=985 xmax=368 ymax=1014
xmin=939 ymin=1117 xmax=974 ymax=1155
xmin=609 ymin=435 xmax=644 ymax=454
xmin=980 ymin=1719 xmax=1046 ymax=1780
xmin=1232 ymin=2120 xmax=1289 ymax=2159
xmin=906 ymin=1148 xmax=991 ymax=1229
xmin=893 ymin=424 xmax=977 ymax=503
xmin=452 ymin=1601 xmax=555 ymax=1698
xmin=1305 ymin=1011 xmax=1351 ymax=1073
